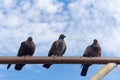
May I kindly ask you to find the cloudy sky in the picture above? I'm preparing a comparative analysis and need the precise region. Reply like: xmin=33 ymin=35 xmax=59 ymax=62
xmin=0 ymin=0 xmax=120 ymax=80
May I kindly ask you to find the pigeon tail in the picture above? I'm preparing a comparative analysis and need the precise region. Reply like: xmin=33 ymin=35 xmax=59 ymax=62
xmin=81 ymin=65 xmax=90 ymax=76
xmin=42 ymin=64 xmax=52 ymax=69
xmin=14 ymin=64 xmax=25 ymax=71
xmin=7 ymin=64 xmax=11 ymax=70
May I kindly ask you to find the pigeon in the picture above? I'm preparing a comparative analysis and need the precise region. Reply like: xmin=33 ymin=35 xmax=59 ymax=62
xmin=42 ymin=34 xmax=66 ymax=69
xmin=7 ymin=37 xmax=35 ymax=70
xmin=81 ymin=39 xmax=101 ymax=76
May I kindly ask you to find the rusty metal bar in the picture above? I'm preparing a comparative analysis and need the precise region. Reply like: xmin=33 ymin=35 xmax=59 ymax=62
xmin=0 ymin=56 xmax=120 ymax=64
xmin=89 ymin=63 xmax=117 ymax=80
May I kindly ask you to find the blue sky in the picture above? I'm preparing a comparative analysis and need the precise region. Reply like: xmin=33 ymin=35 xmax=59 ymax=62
xmin=0 ymin=0 xmax=120 ymax=80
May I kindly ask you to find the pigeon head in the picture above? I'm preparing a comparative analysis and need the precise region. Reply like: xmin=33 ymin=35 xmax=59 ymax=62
xmin=27 ymin=37 xmax=33 ymax=41
xmin=93 ymin=39 xmax=98 ymax=44
xmin=59 ymin=34 xmax=66 ymax=39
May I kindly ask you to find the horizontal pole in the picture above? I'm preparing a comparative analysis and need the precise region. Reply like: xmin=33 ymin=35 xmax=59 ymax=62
xmin=0 ymin=56 xmax=120 ymax=64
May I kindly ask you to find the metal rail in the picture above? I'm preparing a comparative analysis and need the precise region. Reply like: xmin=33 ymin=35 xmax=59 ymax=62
xmin=0 ymin=56 xmax=120 ymax=64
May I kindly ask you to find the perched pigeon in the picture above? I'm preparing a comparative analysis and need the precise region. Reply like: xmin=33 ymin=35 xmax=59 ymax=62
xmin=7 ymin=37 xmax=35 ymax=70
xmin=81 ymin=39 xmax=101 ymax=76
xmin=42 ymin=34 xmax=66 ymax=69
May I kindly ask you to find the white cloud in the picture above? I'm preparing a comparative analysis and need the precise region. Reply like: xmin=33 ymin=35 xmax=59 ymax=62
xmin=35 ymin=0 xmax=64 ymax=14
xmin=6 ymin=15 xmax=21 ymax=27
xmin=0 ymin=0 xmax=120 ymax=57
xmin=1 ymin=0 xmax=14 ymax=9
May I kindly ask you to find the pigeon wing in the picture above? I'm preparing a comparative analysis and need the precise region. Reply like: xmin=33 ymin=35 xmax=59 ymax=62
xmin=48 ymin=41 xmax=57 ymax=56
xmin=83 ymin=46 xmax=91 ymax=57
xmin=60 ymin=43 xmax=66 ymax=56
xmin=17 ymin=42 xmax=25 ymax=56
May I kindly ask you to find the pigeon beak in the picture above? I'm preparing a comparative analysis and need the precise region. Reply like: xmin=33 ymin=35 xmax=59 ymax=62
xmin=64 ymin=35 xmax=66 ymax=38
